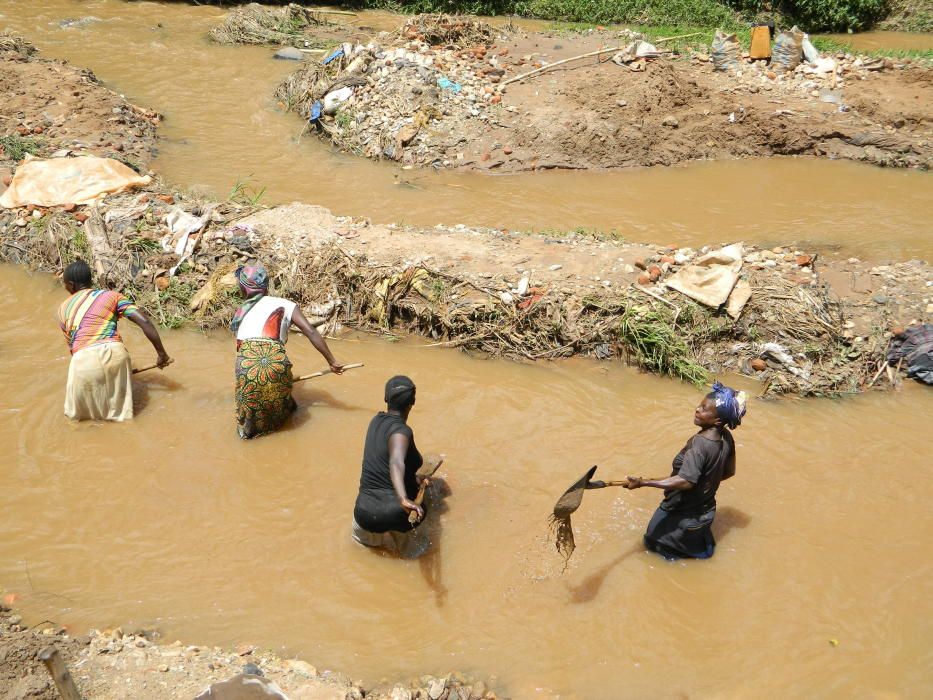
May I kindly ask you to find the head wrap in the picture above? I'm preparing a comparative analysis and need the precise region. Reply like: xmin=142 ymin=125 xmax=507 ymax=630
xmin=384 ymin=375 xmax=416 ymax=411
xmin=230 ymin=264 xmax=269 ymax=334
xmin=709 ymin=381 xmax=747 ymax=430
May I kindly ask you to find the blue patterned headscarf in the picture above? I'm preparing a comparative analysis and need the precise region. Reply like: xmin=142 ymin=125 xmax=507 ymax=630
xmin=230 ymin=264 xmax=268 ymax=334
xmin=709 ymin=381 xmax=747 ymax=430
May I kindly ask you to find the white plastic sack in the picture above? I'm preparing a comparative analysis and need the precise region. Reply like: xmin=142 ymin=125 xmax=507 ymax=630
xmin=323 ymin=86 xmax=353 ymax=116
xmin=0 ymin=156 xmax=150 ymax=208
xmin=665 ymin=243 xmax=744 ymax=308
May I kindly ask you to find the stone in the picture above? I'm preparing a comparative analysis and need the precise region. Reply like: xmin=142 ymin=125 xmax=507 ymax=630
xmin=648 ymin=265 xmax=662 ymax=282
xmin=634 ymin=258 xmax=647 ymax=270
xmin=637 ymin=273 xmax=651 ymax=285
xmin=871 ymin=294 xmax=888 ymax=304
xmin=157 ymin=664 xmax=169 ymax=673
xmin=795 ymin=254 xmax=812 ymax=267
xmin=503 ymin=146 xmax=513 ymax=155
xmin=659 ymin=255 xmax=675 ymax=264
xmin=1 ymin=174 xmax=11 ymax=186
xmin=74 ymin=212 xmax=88 ymax=223
xmin=273 ymin=47 xmax=304 ymax=61
xmin=285 ymin=659 xmax=317 ymax=678
xmin=32 ymin=126 xmax=44 ymax=134
xmin=616 ymin=99 xmax=627 ymax=107
xmin=157 ymin=194 xmax=174 ymax=204
xmin=155 ymin=276 xmax=170 ymax=291
xmin=750 ymin=358 xmax=767 ymax=372
xmin=661 ymin=115 xmax=679 ymax=128
xmin=390 ymin=685 xmax=412 ymax=700
xmin=63 ymin=203 xmax=77 ymax=212
xmin=549 ymin=264 xmax=562 ymax=271
xmin=428 ymin=677 xmax=448 ymax=699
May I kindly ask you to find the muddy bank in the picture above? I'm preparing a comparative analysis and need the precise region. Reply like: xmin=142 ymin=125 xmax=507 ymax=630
xmin=0 ymin=606 xmax=498 ymax=700
xmin=1 ymin=34 xmax=930 ymax=397
xmin=0 ymin=36 xmax=159 ymax=177
xmin=275 ymin=16 xmax=932 ymax=171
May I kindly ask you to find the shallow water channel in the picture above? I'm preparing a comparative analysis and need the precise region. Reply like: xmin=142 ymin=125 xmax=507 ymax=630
xmin=2 ymin=266 xmax=932 ymax=698
xmin=2 ymin=0 xmax=932 ymax=261
xmin=2 ymin=1 xmax=933 ymax=696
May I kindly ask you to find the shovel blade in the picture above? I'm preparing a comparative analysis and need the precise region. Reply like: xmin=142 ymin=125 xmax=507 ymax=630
xmin=552 ymin=465 xmax=598 ymax=519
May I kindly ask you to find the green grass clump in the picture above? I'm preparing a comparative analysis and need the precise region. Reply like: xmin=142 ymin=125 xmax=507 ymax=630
xmin=618 ymin=304 xmax=709 ymax=384
xmin=0 ymin=134 xmax=44 ymax=162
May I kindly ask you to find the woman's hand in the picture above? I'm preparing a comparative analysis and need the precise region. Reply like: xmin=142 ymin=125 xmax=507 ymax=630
xmin=401 ymin=498 xmax=424 ymax=522
xmin=329 ymin=362 xmax=345 ymax=374
xmin=156 ymin=352 xmax=173 ymax=369
xmin=623 ymin=476 xmax=644 ymax=490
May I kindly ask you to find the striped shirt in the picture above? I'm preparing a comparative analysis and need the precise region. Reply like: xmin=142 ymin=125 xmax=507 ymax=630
xmin=58 ymin=289 xmax=139 ymax=354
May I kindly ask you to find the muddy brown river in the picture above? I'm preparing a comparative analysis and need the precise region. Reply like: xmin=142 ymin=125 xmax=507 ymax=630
xmin=2 ymin=0 xmax=932 ymax=261
xmin=2 ymin=2 xmax=933 ymax=697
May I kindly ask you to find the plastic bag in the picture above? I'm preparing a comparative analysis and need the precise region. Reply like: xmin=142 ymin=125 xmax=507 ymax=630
xmin=0 ymin=156 xmax=150 ymax=208
xmin=711 ymin=30 xmax=741 ymax=72
xmin=772 ymin=27 xmax=804 ymax=72
xmin=801 ymin=33 xmax=820 ymax=63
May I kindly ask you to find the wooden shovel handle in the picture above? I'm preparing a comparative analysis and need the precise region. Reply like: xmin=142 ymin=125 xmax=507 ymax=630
xmin=587 ymin=479 xmax=629 ymax=489
xmin=132 ymin=358 xmax=173 ymax=374
xmin=408 ymin=478 xmax=431 ymax=525
xmin=293 ymin=362 xmax=363 ymax=382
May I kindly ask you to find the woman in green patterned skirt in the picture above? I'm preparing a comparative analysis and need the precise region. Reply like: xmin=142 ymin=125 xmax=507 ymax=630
xmin=231 ymin=264 xmax=344 ymax=439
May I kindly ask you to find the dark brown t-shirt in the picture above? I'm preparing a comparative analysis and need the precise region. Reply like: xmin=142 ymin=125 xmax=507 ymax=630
xmin=661 ymin=430 xmax=735 ymax=513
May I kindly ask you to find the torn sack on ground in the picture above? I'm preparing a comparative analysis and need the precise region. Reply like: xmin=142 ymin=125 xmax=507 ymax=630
xmin=665 ymin=243 xmax=744 ymax=308
xmin=0 ymin=156 xmax=150 ymax=208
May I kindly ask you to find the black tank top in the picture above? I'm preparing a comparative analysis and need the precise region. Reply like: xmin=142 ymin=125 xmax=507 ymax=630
xmin=353 ymin=412 xmax=423 ymax=533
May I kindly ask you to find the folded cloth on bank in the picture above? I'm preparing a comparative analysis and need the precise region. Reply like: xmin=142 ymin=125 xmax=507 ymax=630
xmin=665 ymin=243 xmax=744 ymax=308
xmin=0 ymin=156 xmax=150 ymax=208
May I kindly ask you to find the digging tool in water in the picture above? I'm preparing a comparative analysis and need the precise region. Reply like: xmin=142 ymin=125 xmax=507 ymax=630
xmin=132 ymin=358 xmax=174 ymax=375
xmin=293 ymin=362 xmax=364 ymax=382
xmin=549 ymin=465 xmax=629 ymax=562
xmin=408 ymin=454 xmax=445 ymax=524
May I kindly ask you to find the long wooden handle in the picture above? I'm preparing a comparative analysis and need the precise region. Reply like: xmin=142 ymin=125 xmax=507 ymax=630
xmin=588 ymin=480 xmax=629 ymax=489
xmin=408 ymin=479 xmax=431 ymax=525
xmin=132 ymin=358 xmax=173 ymax=374
xmin=39 ymin=647 xmax=82 ymax=700
xmin=293 ymin=362 xmax=363 ymax=382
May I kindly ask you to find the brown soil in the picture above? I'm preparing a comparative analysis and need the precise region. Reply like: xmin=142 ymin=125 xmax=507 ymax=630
xmin=287 ymin=21 xmax=932 ymax=172
xmin=0 ymin=607 xmax=495 ymax=699
xmin=0 ymin=38 xmax=159 ymax=178
xmin=475 ymin=35 xmax=933 ymax=171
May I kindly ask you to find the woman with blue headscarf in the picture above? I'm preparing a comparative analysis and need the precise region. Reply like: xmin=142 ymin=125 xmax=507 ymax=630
xmin=232 ymin=263 xmax=344 ymax=439
xmin=624 ymin=382 xmax=747 ymax=560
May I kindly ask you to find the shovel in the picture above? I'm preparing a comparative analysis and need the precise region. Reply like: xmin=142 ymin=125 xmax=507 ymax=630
xmin=293 ymin=362 xmax=363 ymax=382
xmin=408 ymin=454 xmax=444 ymax=525
xmin=549 ymin=465 xmax=628 ymax=561
xmin=132 ymin=358 xmax=174 ymax=375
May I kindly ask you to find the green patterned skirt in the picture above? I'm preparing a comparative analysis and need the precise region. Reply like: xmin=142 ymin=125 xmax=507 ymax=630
xmin=235 ymin=339 xmax=296 ymax=439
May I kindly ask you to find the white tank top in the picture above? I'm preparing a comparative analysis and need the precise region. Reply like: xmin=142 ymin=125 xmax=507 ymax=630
xmin=235 ymin=296 xmax=297 ymax=344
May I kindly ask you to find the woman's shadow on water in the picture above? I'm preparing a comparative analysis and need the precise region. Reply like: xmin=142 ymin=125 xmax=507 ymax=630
xmin=419 ymin=477 xmax=452 ymax=608
xmin=132 ymin=374 xmax=183 ymax=416
xmin=284 ymin=389 xmax=369 ymax=431
xmin=566 ymin=506 xmax=752 ymax=604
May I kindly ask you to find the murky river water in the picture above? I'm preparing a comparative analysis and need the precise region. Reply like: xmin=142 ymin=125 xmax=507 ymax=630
xmin=2 ymin=1 xmax=933 ymax=696
xmin=2 ymin=0 xmax=932 ymax=260
xmin=2 ymin=266 xmax=933 ymax=698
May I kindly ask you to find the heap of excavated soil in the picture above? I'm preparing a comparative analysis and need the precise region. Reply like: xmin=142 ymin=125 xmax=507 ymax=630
xmin=281 ymin=19 xmax=931 ymax=171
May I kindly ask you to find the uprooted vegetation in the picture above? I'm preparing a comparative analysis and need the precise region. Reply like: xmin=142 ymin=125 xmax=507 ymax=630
xmin=0 ymin=177 xmax=902 ymax=397
xmin=208 ymin=2 xmax=351 ymax=46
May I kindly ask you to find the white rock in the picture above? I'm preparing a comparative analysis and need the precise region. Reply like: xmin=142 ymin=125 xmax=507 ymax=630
xmin=549 ymin=264 xmax=562 ymax=271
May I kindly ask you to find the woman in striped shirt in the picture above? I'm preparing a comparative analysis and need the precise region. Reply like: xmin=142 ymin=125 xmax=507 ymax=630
xmin=58 ymin=260 xmax=171 ymax=421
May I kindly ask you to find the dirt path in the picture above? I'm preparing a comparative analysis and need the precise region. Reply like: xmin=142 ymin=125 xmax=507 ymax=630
xmin=277 ymin=19 xmax=932 ymax=171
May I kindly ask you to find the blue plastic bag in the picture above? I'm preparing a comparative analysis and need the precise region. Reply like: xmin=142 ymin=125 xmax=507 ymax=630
xmin=437 ymin=77 xmax=462 ymax=93
xmin=309 ymin=101 xmax=322 ymax=122
xmin=322 ymin=47 xmax=344 ymax=65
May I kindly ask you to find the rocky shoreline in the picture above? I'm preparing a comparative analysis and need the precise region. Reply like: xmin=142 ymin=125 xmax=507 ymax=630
xmin=0 ymin=607 xmax=499 ymax=700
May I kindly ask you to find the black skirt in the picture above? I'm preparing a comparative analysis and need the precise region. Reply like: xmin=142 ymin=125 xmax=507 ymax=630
xmin=643 ymin=506 xmax=716 ymax=560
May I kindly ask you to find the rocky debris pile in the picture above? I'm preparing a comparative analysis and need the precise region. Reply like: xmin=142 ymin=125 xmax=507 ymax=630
xmin=209 ymin=2 xmax=346 ymax=47
xmin=0 ymin=607 xmax=504 ymax=699
xmin=0 ymin=30 xmax=37 ymax=56
xmin=276 ymin=15 xmax=515 ymax=167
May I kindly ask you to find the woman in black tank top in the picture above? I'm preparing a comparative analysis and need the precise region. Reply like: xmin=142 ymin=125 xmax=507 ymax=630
xmin=353 ymin=376 xmax=425 ymax=535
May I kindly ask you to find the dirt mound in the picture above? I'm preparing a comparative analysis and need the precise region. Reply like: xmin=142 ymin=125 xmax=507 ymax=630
xmin=209 ymin=2 xmax=349 ymax=47
xmin=0 ymin=31 xmax=36 ymax=56
xmin=0 ymin=37 xmax=159 ymax=178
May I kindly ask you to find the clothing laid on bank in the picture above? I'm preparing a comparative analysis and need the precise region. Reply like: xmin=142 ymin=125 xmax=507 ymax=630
xmin=353 ymin=412 xmax=424 ymax=536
